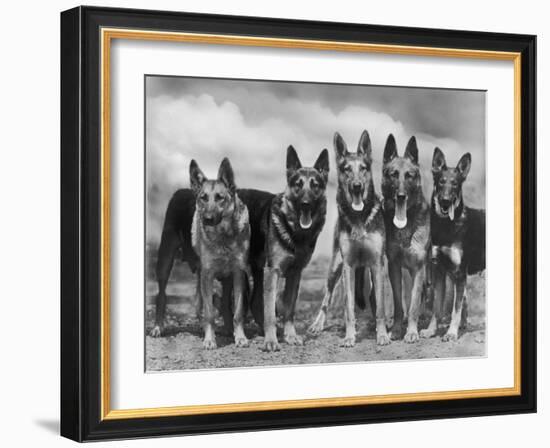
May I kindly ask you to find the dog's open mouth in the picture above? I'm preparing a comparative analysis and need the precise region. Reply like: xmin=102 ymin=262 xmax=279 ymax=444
xmin=438 ymin=198 xmax=457 ymax=221
xmin=393 ymin=196 xmax=407 ymax=229
xmin=299 ymin=209 xmax=313 ymax=229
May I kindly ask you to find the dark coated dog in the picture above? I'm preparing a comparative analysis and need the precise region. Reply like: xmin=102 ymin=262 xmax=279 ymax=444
xmin=260 ymin=145 xmax=329 ymax=351
xmin=381 ymin=135 xmax=431 ymax=343
xmin=308 ymin=131 xmax=389 ymax=347
xmin=423 ymin=147 xmax=485 ymax=341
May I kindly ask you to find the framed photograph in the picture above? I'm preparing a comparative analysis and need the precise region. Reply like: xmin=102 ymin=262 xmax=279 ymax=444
xmin=60 ymin=6 xmax=536 ymax=441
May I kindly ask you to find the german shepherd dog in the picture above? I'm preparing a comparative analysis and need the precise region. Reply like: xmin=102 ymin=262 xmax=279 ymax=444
xmin=422 ymin=147 xmax=485 ymax=341
xmin=309 ymin=131 xmax=389 ymax=347
xmin=150 ymin=186 xmax=273 ymax=339
xmin=189 ymin=157 xmax=252 ymax=349
xmin=261 ymin=146 xmax=329 ymax=351
xmin=381 ymin=135 xmax=431 ymax=343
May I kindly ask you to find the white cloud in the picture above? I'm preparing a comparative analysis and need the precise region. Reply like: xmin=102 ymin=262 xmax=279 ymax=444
xmin=146 ymin=84 xmax=485 ymax=257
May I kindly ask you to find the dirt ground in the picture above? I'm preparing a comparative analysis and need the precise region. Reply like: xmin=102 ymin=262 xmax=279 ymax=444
xmin=145 ymin=261 xmax=486 ymax=371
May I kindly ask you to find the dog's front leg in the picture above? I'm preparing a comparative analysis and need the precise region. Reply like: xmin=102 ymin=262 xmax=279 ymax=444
xmin=283 ymin=270 xmax=303 ymax=345
xmin=404 ymin=266 xmax=425 ymax=343
xmin=233 ymin=269 xmax=249 ymax=347
xmin=340 ymin=263 xmax=356 ymax=347
xmin=372 ymin=260 xmax=391 ymax=346
xmin=443 ymin=272 xmax=466 ymax=342
xmin=387 ymin=259 xmax=404 ymax=340
xmin=200 ymin=269 xmax=217 ymax=349
xmin=262 ymin=267 xmax=281 ymax=352
xmin=421 ymin=263 xmax=445 ymax=338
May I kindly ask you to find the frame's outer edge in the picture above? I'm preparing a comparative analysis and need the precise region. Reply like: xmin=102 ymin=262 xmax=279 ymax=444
xmin=61 ymin=6 xmax=84 ymax=442
xmin=520 ymin=35 xmax=537 ymax=412
xmin=59 ymin=5 xmax=537 ymax=441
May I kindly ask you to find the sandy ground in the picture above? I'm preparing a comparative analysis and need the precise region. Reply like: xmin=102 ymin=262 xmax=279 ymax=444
xmin=145 ymin=263 xmax=486 ymax=371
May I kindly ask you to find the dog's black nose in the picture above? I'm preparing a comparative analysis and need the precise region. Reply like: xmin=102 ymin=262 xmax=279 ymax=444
xmin=396 ymin=192 xmax=407 ymax=201
xmin=440 ymin=198 xmax=451 ymax=209
xmin=352 ymin=182 xmax=362 ymax=193
xmin=301 ymin=200 xmax=311 ymax=209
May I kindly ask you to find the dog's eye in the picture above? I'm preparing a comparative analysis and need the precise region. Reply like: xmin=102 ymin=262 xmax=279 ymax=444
xmin=406 ymin=171 xmax=416 ymax=179
xmin=392 ymin=171 xmax=398 ymax=178
xmin=439 ymin=178 xmax=446 ymax=185
xmin=344 ymin=165 xmax=351 ymax=173
xmin=295 ymin=179 xmax=304 ymax=189
xmin=310 ymin=179 xmax=319 ymax=190
xmin=200 ymin=193 xmax=208 ymax=202
xmin=214 ymin=193 xmax=225 ymax=202
xmin=359 ymin=164 xmax=368 ymax=171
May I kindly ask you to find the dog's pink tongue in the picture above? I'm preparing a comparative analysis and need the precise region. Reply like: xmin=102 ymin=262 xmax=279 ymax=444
xmin=449 ymin=202 xmax=455 ymax=221
xmin=351 ymin=195 xmax=364 ymax=211
xmin=299 ymin=210 xmax=312 ymax=229
xmin=393 ymin=199 xmax=407 ymax=229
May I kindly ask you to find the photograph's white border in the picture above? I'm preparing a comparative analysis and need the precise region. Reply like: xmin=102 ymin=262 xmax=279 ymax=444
xmin=109 ymin=38 xmax=515 ymax=410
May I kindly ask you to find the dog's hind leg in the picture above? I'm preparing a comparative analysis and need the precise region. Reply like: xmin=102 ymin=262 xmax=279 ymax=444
xmin=308 ymin=253 xmax=342 ymax=336
xmin=443 ymin=273 xmax=467 ymax=342
xmin=388 ymin=259 xmax=404 ymax=340
xmin=151 ymin=228 xmax=180 ymax=337
xmin=421 ymin=263 xmax=445 ymax=338
xmin=233 ymin=269 xmax=249 ymax=347
xmin=250 ymin=264 xmax=265 ymax=330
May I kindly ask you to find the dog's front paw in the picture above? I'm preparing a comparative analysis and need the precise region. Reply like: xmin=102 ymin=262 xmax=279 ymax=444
xmin=442 ymin=331 xmax=458 ymax=342
xmin=262 ymin=338 xmax=281 ymax=352
xmin=420 ymin=328 xmax=436 ymax=339
xmin=339 ymin=336 xmax=356 ymax=348
xmin=404 ymin=329 xmax=419 ymax=343
xmin=150 ymin=325 xmax=163 ymax=338
xmin=235 ymin=336 xmax=249 ymax=348
xmin=377 ymin=333 xmax=391 ymax=346
xmin=203 ymin=338 xmax=217 ymax=350
xmin=285 ymin=334 xmax=304 ymax=346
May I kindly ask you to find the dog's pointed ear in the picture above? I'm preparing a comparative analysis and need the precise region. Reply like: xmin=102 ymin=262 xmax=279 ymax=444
xmin=357 ymin=130 xmax=372 ymax=163
xmin=314 ymin=148 xmax=330 ymax=184
xmin=190 ymin=159 xmax=207 ymax=194
xmin=456 ymin=152 xmax=472 ymax=180
xmin=286 ymin=145 xmax=302 ymax=181
xmin=217 ymin=157 xmax=236 ymax=194
xmin=333 ymin=132 xmax=348 ymax=161
xmin=383 ymin=134 xmax=398 ymax=164
xmin=432 ymin=147 xmax=447 ymax=176
xmin=404 ymin=136 xmax=419 ymax=165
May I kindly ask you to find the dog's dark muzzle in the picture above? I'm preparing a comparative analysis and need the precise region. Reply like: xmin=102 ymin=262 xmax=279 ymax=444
xmin=202 ymin=214 xmax=221 ymax=227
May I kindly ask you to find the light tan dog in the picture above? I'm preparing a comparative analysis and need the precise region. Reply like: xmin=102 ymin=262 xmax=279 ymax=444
xmin=190 ymin=158 xmax=251 ymax=349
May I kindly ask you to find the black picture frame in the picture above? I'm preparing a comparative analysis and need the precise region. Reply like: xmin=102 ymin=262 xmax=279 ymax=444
xmin=61 ymin=5 xmax=536 ymax=442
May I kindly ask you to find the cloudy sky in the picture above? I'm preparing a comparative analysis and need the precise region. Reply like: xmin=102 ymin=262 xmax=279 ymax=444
xmin=146 ymin=75 xmax=485 ymax=256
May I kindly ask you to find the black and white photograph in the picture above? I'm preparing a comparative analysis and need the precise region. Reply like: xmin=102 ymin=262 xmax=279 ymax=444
xmin=145 ymin=75 xmax=486 ymax=372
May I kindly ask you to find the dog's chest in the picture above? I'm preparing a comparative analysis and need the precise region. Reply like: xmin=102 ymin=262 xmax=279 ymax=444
xmin=191 ymin=213 xmax=250 ymax=272
xmin=339 ymin=230 xmax=383 ymax=266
